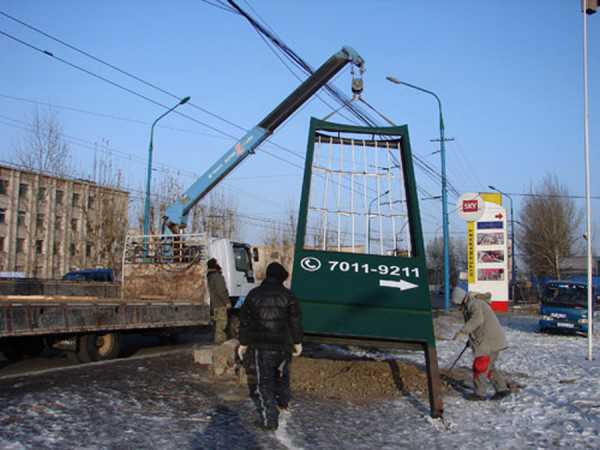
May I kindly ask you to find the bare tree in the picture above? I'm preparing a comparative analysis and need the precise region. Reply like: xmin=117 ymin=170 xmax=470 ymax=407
xmin=518 ymin=174 xmax=583 ymax=279
xmin=15 ymin=109 xmax=72 ymax=176
xmin=82 ymin=150 xmax=129 ymax=278
xmin=133 ymin=173 xmax=240 ymax=239
xmin=426 ymin=236 xmax=460 ymax=287
xmin=190 ymin=190 xmax=240 ymax=239
xmin=256 ymin=206 xmax=297 ymax=279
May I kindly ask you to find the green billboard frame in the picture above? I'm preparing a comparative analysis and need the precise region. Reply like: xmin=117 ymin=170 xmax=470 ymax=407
xmin=291 ymin=118 xmax=443 ymax=417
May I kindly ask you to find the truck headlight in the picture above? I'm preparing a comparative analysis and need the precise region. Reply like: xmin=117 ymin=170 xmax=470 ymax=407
xmin=578 ymin=318 xmax=588 ymax=325
xmin=541 ymin=315 xmax=555 ymax=321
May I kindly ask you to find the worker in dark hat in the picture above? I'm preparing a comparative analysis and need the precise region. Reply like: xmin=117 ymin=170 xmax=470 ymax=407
xmin=452 ymin=286 xmax=511 ymax=400
xmin=238 ymin=262 xmax=303 ymax=431
xmin=207 ymin=258 xmax=230 ymax=344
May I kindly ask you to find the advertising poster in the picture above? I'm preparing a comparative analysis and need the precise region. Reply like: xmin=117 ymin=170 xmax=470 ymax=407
xmin=477 ymin=250 xmax=504 ymax=263
xmin=477 ymin=232 xmax=504 ymax=246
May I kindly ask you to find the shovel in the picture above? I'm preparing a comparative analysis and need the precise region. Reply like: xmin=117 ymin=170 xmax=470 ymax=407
xmin=447 ymin=342 xmax=469 ymax=373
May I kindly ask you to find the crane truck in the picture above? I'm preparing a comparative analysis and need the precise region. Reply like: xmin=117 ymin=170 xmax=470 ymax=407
xmin=0 ymin=46 xmax=365 ymax=364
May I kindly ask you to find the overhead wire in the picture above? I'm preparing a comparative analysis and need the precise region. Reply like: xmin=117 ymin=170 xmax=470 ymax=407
xmin=1 ymin=6 xmax=460 ymax=233
xmin=1 ymin=8 xmax=459 ymax=201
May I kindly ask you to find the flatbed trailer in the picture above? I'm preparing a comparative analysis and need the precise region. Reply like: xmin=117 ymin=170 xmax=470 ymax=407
xmin=0 ymin=297 xmax=210 ymax=363
xmin=0 ymin=270 xmax=211 ymax=363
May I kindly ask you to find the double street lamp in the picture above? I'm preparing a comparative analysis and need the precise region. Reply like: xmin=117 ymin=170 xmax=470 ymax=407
xmin=386 ymin=76 xmax=451 ymax=311
xmin=489 ymin=185 xmax=517 ymax=299
xmin=143 ymin=96 xmax=191 ymax=240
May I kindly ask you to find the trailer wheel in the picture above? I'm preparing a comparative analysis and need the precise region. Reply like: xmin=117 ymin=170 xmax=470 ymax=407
xmin=1 ymin=340 xmax=25 ymax=362
xmin=22 ymin=337 xmax=45 ymax=357
xmin=1 ymin=337 xmax=44 ymax=362
xmin=76 ymin=332 xmax=121 ymax=363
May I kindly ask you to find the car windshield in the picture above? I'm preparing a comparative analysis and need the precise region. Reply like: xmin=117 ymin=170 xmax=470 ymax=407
xmin=542 ymin=284 xmax=587 ymax=307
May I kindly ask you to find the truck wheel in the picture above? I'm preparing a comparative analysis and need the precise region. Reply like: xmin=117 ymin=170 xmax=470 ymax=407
xmin=22 ymin=337 xmax=45 ymax=357
xmin=76 ymin=332 xmax=121 ymax=363
xmin=1 ymin=339 xmax=25 ymax=362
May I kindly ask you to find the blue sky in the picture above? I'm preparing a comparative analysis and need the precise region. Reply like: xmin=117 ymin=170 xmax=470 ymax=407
xmin=0 ymin=1 xmax=598 ymax=251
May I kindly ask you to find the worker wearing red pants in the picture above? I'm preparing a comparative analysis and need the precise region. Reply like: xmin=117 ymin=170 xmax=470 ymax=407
xmin=452 ymin=287 xmax=511 ymax=400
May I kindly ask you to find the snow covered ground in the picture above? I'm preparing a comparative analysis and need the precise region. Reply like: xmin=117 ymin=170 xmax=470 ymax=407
xmin=1 ymin=312 xmax=599 ymax=449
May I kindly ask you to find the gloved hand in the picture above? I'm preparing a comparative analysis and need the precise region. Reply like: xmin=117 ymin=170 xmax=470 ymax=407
xmin=453 ymin=331 xmax=465 ymax=341
xmin=292 ymin=343 xmax=302 ymax=357
xmin=237 ymin=345 xmax=248 ymax=361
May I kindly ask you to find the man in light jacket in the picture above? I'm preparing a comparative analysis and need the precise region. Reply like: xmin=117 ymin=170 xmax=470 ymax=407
xmin=207 ymin=258 xmax=230 ymax=344
xmin=452 ymin=287 xmax=511 ymax=400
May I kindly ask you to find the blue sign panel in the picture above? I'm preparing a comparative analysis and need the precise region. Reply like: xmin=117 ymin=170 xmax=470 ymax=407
xmin=477 ymin=221 xmax=503 ymax=230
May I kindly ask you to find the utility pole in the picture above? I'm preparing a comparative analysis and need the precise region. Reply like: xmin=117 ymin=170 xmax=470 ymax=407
xmin=583 ymin=0 xmax=596 ymax=361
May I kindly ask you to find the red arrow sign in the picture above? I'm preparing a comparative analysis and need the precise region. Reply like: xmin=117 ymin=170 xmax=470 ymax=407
xmin=495 ymin=213 xmax=504 ymax=219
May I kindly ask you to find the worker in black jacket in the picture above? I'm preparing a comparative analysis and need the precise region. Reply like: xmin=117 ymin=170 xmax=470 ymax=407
xmin=237 ymin=262 xmax=303 ymax=431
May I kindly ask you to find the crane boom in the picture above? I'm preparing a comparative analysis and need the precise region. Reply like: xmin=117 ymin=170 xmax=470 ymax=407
xmin=163 ymin=46 xmax=364 ymax=233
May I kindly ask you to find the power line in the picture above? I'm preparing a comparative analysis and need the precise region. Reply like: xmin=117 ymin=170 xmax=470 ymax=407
xmin=0 ymin=18 xmax=458 ymax=198
xmin=224 ymin=0 xmax=379 ymax=126
xmin=1 ymin=11 xmax=461 ymax=222
xmin=507 ymin=192 xmax=600 ymax=200
xmin=0 ymin=29 xmax=243 ymax=141
xmin=0 ymin=93 xmax=230 ymax=140
xmin=0 ymin=10 xmax=246 ymax=134
xmin=0 ymin=10 xmax=323 ymax=163
xmin=0 ymin=115 xmax=200 ymax=180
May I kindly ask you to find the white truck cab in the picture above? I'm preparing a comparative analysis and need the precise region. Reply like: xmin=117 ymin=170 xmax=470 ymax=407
xmin=208 ymin=238 xmax=257 ymax=300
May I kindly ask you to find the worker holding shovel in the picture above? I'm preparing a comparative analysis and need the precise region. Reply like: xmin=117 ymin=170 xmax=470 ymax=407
xmin=452 ymin=287 xmax=512 ymax=401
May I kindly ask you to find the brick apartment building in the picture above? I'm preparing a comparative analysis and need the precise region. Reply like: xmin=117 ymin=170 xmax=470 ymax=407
xmin=0 ymin=163 xmax=129 ymax=279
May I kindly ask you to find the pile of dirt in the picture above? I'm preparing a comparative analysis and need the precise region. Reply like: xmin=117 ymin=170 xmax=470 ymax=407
xmin=290 ymin=356 xmax=448 ymax=403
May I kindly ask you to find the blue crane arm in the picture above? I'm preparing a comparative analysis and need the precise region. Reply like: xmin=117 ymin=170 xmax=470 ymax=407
xmin=162 ymin=46 xmax=364 ymax=233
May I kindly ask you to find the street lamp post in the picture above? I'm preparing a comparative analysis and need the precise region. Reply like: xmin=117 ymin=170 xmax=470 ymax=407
xmin=386 ymin=76 xmax=451 ymax=311
xmin=367 ymin=190 xmax=390 ymax=254
xmin=143 ymin=96 xmax=191 ymax=245
xmin=489 ymin=185 xmax=516 ymax=299
xmin=582 ymin=0 xmax=596 ymax=361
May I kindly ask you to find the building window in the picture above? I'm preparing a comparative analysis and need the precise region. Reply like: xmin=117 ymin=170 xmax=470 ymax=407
xmin=16 ymin=238 xmax=25 ymax=254
xmin=0 ymin=179 xmax=7 ymax=195
xmin=36 ymin=239 xmax=44 ymax=255
xmin=87 ymin=195 xmax=95 ymax=209
xmin=86 ymin=242 xmax=93 ymax=257
xmin=72 ymin=192 xmax=80 ymax=207
xmin=17 ymin=211 xmax=26 ymax=227
xmin=70 ymin=243 xmax=76 ymax=256
xmin=37 ymin=186 xmax=47 ymax=201
xmin=53 ymin=241 xmax=61 ymax=256
xmin=56 ymin=190 xmax=64 ymax=206
xmin=71 ymin=218 xmax=78 ymax=233
xmin=55 ymin=216 xmax=62 ymax=230
xmin=0 ymin=236 xmax=4 ymax=252
xmin=19 ymin=183 xmax=28 ymax=198
xmin=0 ymin=208 xmax=5 ymax=224
xmin=36 ymin=213 xmax=45 ymax=229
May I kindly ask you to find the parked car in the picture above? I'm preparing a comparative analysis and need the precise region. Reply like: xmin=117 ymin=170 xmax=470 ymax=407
xmin=539 ymin=280 xmax=599 ymax=335
xmin=62 ymin=268 xmax=114 ymax=282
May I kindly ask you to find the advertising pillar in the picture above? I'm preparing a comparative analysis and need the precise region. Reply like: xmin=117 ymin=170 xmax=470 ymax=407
xmin=458 ymin=192 xmax=509 ymax=312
